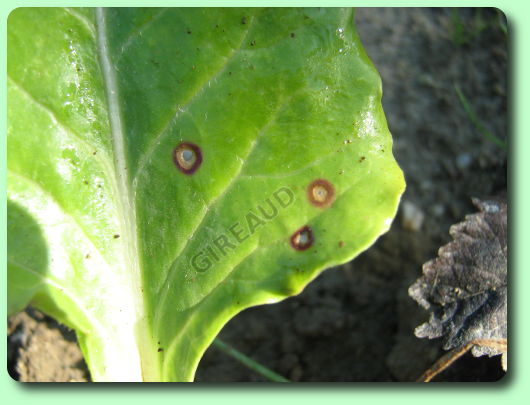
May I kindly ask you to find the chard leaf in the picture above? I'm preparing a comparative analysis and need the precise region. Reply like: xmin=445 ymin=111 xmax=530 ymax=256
xmin=7 ymin=7 xmax=405 ymax=381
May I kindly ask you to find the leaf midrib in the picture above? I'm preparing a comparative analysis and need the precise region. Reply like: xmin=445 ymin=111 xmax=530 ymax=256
xmin=95 ymin=6 xmax=145 ymax=346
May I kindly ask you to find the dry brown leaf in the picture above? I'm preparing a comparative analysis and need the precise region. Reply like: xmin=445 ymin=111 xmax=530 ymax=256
xmin=409 ymin=196 xmax=507 ymax=366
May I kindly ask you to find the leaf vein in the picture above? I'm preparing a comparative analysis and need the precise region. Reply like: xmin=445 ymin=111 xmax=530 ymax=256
xmin=116 ymin=7 xmax=170 ymax=61
xmin=9 ymin=170 xmax=115 ymax=271
xmin=240 ymin=149 xmax=344 ymax=181
xmin=157 ymin=160 xmax=364 ymax=334
xmin=63 ymin=7 xmax=96 ymax=37
xmin=8 ymin=257 xmax=105 ymax=337
xmin=161 ymin=177 xmax=368 ymax=371
xmin=8 ymin=75 xmax=116 ymax=182
xmin=154 ymin=91 xmax=294 ymax=295
xmin=161 ymin=243 xmax=260 ymax=369
xmin=132 ymin=9 xmax=261 ymax=184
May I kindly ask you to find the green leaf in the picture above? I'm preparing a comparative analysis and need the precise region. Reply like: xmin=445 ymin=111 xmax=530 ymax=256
xmin=7 ymin=7 xmax=405 ymax=381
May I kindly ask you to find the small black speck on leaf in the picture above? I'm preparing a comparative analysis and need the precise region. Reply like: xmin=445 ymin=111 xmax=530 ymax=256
xmin=158 ymin=348 xmax=163 ymax=352
xmin=187 ymin=29 xmax=192 ymax=34
xmin=409 ymin=196 xmax=507 ymax=363
xmin=113 ymin=234 xmax=120 ymax=239
xmin=290 ymin=32 xmax=295 ymax=38
xmin=241 ymin=16 xmax=247 ymax=24
xmin=250 ymin=40 xmax=255 ymax=46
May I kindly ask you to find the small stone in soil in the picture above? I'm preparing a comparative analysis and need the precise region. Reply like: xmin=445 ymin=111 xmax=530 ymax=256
xmin=401 ymin=201 xmax=425 ymax=232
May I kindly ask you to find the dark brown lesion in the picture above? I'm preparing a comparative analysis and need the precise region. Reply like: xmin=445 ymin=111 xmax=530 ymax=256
xmin=173 ymin=142 xmax=203 ymax=175
xmin=307 ymin=179 xmax=335 ymax=208
xmin=290 ymin=226 xmax=314 ymax=251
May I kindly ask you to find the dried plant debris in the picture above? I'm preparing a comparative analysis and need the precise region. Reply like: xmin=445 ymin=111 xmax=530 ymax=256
xmin=409 ymin=196 xmax=507 ymax=376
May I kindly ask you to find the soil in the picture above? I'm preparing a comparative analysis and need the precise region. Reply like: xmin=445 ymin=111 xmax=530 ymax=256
xmin=7 ymin=8 xmax=507 ymax=382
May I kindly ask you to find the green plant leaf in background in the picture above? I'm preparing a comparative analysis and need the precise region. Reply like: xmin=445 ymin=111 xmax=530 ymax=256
xmin=7 ymin=7 xmax=405 ymax=381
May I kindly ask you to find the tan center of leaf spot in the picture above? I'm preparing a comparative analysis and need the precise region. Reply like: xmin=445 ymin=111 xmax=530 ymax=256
xmin=307 ymin=179 xmax=335 ymax=208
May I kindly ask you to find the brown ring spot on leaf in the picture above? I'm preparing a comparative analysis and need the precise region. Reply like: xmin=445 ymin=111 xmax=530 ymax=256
xmin=173 ymin=142 xmax=202 ymax=175
xmin=307 ymin=179 xmax=335 ymax=208
xmin=290 ymin=226 xmax=314 ymax=251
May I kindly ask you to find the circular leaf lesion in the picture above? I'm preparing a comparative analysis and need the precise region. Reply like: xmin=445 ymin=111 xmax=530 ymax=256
xmin=173 ymin=142 xmax=203 ymax=174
